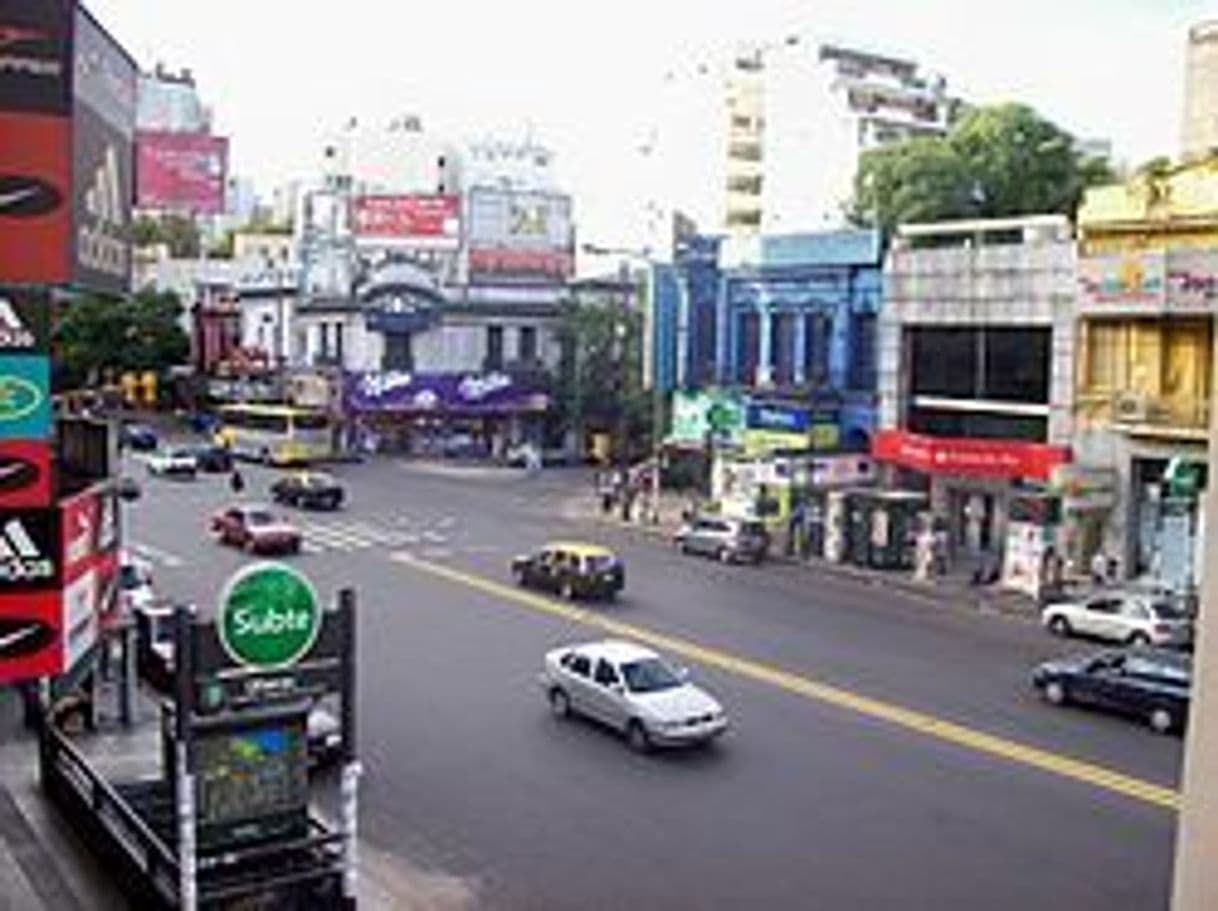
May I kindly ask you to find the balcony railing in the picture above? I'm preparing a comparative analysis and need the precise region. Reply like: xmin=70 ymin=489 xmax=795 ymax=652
xmin=1075 ymin=391 xmax=1210 ymax=437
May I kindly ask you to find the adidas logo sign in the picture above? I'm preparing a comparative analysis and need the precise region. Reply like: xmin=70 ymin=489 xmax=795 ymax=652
xmin=0 ymin=297 xmax=34 ymax=349
xmin=0 ymin=518 xmax=53 ymax=582
xmin=77 ymin=145 xmax=129 ymax=278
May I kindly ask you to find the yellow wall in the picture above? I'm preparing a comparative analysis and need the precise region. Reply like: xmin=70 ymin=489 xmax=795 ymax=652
xmin=1079 ymin=156 xmax=1218 ymax=254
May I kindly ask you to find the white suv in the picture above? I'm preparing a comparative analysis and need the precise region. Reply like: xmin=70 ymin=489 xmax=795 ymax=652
xmin=1041 ymin=590 xmax=1193 ymax=648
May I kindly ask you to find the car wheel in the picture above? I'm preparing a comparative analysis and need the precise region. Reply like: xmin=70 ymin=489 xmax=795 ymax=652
xmin=1128 ymin=631 xmax=1151 ymax=647
xmin=1149 ymin=706 xmax=1175 ymax=735
xmin=561 ymin=581 xmax=576 ymax=601
xmin=1044 ymin=681 xmax=1068 ymax=706
xmin=1048 ymin=615 xmax=1071 ymax=637
xmin=549 ymin=688 xmax=571 ymax=719
xmin=626 ymin=719 xmax=651 ymax=754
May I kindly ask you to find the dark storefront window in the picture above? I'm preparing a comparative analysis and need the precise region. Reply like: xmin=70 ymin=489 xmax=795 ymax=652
xmin=908 ymin=407 xmax=1047 ymax=442
xmin=771 ymin=313 xmax=795 ymax=385
xmin=910 ymin=326 xmax=1050 ymax=403
xmin=519 ymin=325 xmax=538 ymax=362
xmin=911 ymin=327 xmax=978 ymax=398
xmin=983 ymin=327 xmax=1050 ymax=402
xmin=486 ymin=325 xmax=504 ymax=371
xmin=849 ymin=313 xmax=877 ymax=390
xmin=335 ymin=323 xmax=345 ymax=365
xmin=737 ymin=312 xmax=759 ymax=385
xmin=804 ymin=313 xmax=831 ymax=385
xmin=383 ymin=333 xmax=413 ymax=371
xmin=693 ymin=300 xmax=717 ymax=385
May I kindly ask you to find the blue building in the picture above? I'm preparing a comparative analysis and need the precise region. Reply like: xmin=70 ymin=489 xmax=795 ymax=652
xmin=652 ymin=229 xmax=882 ymax=451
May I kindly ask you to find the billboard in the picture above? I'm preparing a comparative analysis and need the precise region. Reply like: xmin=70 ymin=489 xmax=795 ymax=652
xmin=0 ymin=287 xmax=51 ymax=353
xmin=0 ymin=112 xmax=71 ymax=283
xmin=0 ymin=354 xmax=50 ymax=439
xmin=136 ymin=129 xmax=228 ymax=214
xmin=467 ymin=188 xmax=573 ymax=284
xmin=0 ymin=591 xmax=61 ymax=682
xmin=0 ymin=0 xmax=73 ymax=116
xmin=0 ymin=440 xmax=51 ymax=508
xmin=70 ymin=5 xmax=137 ymax=294
xmin=352 ymin=194 xmax=459 ymax=248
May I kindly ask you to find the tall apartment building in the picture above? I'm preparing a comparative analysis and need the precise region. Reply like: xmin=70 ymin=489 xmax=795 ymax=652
xmin=1181 ymin=21 xmax=1218 ymax=161
xmin=722 ymin=40 xmax=959 ymax=235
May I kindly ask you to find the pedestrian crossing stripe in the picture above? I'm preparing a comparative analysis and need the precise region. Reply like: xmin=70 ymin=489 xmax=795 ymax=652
xmin=298 ymin=519 xmax=443 ymax=552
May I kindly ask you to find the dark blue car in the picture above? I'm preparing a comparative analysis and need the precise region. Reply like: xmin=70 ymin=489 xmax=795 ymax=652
xmin=120 ymin=423 xmax=158 ymax=451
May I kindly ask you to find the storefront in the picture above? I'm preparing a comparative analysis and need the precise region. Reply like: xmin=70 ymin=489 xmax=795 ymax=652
xmin=1048 ymin=465 xmax=1118 ymax=580
xmin=344 ymin=371 xmax=551 ymax=457
xmin=1130 ymin=456 xmax=1207 ymax=591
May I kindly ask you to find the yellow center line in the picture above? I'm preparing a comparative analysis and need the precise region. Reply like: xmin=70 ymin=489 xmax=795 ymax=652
xmin=390 ymin=552 xmax=1180 ymax=812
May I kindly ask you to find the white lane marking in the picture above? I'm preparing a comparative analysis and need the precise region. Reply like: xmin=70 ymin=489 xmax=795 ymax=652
xmin=421 ymin=530 xmax=447 ymax=544
xmin=420 ymin=547 xmax=453 ymax=559
xmin=327 ymin=520 xmax=408 ymax=545
xmin=301 ymin=542 xmax=323 ymax=554
xmin=299 ymin=525 xmax=360 ymax=551
xmin=437 ymin=516 xmax=456 ymax=529
xmin=129 ymin=541 xmax=185 ymax=568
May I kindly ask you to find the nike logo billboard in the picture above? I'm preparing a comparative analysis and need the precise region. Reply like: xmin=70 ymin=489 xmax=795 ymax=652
xmin=0 ymin=455 xmax=37 ymax=493
xmin=0 ymin=175 xmax=62 ymax=217
xmin=0 ymin=617 xmax=53 ymax=659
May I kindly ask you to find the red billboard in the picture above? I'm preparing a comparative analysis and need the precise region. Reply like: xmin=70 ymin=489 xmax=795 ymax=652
xmin=0 ymin=590 xmax=61 ymax=683
xmin=352 ymin=194 xmax=460 ymax=247
xmin=136 ymin=130 xmax=228 ymax=214
xmin=871 ymin=429 xmax=1070 ymax=482
xmin=0 ymin=440 xmax=51 ymax=508
xmin=0 ymin=112 xmax=71 ymax=283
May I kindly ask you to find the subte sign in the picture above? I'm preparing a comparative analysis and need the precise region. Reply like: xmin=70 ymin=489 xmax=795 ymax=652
xmin=217 ymin=562 xmax=320 ymax=670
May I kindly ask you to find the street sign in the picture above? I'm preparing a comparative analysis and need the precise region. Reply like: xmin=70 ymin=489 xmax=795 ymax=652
xmin=217 ymin=562 xmax=320 ymax=670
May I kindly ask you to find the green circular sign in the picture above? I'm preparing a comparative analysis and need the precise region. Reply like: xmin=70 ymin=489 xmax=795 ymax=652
xmin=217 ymin=562 xmax=321 ymax=669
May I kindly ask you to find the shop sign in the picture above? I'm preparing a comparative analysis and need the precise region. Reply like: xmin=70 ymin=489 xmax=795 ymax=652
xmin=1049 ymin=465 xmax=1118 ymax=510
xmin=810 ymin=423 xmax=840 ymax=451
xmin=1077 ymin=252 xmax=1165 ymax=313
xmin=0 ymin=590 xmax=62 ymax=683
xmin=670 ymin=391 xmax=745 ymax=445
xmin=218 ymin=562 xmax=321 ymax=670
xmin=0 ymin=354 xmax=50 ymax=439
xmin=0 ymin=509 xmax=59 ymax=591
xmin=746 ymin=402 xmax=810 ymax=434
xmin=808 ymin=455 xmax=875 ymax=488
xmin=0 ymin=288 xmax=50 ymax=353
xmin=0 ymin=440 xmax=51 ymax=508
xmin=871 ymin=429 xmax=1070 ymax=482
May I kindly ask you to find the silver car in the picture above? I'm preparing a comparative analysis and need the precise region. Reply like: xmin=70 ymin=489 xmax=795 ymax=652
xmin=539 ymin=640 xmax=728 ymax=751
xmin=674 ymin=514 xmax=770 ymax=564
xmin=1041 ymin=589 xmax=1193 ymax=648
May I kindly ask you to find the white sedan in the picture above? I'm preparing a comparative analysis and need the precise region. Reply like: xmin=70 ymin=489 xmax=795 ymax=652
xmin=539 ymin=640 xmax=728 ymax=752
xmin=146 ymin=446 xmax=198 ymax=478
xmin=1041 ymin=590 xmax=1193 ymax=648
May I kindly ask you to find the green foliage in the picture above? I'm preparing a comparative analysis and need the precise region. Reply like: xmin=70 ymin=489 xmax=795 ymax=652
xmin=55 ymin=288 xmax=190 ymax=390
xmin=132 ymin=214 xmax=201 ymax=258
xmin=557 ymin=297 xmax=650 ymax=440
xmin=851 ymin=103 xmax=1116 ymax=234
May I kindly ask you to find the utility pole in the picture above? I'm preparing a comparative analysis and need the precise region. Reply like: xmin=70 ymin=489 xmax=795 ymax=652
xmin=1171 ymin=341 xmax=1218 ymax=909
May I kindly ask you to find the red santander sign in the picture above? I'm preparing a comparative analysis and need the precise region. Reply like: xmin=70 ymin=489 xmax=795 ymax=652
xmin=872 ymin=430 xmax=1070 ymax=481
xmin=352 ymin=194 xmax=460 ymax=247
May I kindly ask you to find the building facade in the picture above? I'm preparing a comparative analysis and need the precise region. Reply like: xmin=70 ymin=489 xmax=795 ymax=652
xmin=656 ymin=229 xmax=882 ymax=451
xmin=1073 ymin=158 xmax=1218 ymax=591
xmin=874 ymin=216 xmax=1076 ymax=573
xmin=1181 ymin=21 xmax=1218 ymax=162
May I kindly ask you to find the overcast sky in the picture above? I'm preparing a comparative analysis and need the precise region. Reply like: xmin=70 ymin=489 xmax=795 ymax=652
xmin=89 ymin=0 xmax=1216 ymax=246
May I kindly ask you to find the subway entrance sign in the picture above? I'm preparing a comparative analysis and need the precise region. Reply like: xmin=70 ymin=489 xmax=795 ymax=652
xmin=218 ymin=562 xmax=321 ymax=670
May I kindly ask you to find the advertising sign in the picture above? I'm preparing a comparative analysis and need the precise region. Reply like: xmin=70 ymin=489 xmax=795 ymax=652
xmin=0 ymin=112 xmax=70 ymax=283
xmin=1077 ymin=252 xmax=1167 ymax=313
xmin=60 ymin=565 xmax=97 ymax=671
xmin=0 ymin=0 xmax=73 ymax=116
xmin=70 ymin=5 xmax=136 ymax=294
xmin=135 ymin=129 xmax=228 ymax=214
xmin=352 ymin=194 xmax=459 ymax=248
xmin=218 ymin=562 xmax=321 ymax=670
xmin=0 ymin=590 xmax=61 ymax=682
xmin=0 ymin=354 xmax=49 ymax=439
xmin=871 ymin=429 xmax=1071 ymax=482
xmin=0 ymin=287 xmax=50 ymax=353
xmin=669 ymin=391 xmax=745 ymax=445
xmin=0 ymin=508 xmax=59 ymax=591
xmin=0 ymin=440 xmax=51 ymax=508
xmin=345 ymin=371 xmax=551 ymax=413
xmin=467 ymin=188 xmax=573 ymax=284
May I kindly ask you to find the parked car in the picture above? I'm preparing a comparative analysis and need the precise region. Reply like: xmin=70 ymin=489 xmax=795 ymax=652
xmin=186 ymin=443 xmax=233 ymax=473
xmin=1041 ymin=589 xmax=1193 ymax=648
xmin=210 ymin=503 xmax=302 ymax=554
xmin=1031 ymin=647 xmax=1191 ymax=734
xmin=120 ymin=422 xmax=158 ymax=451
xmin=539 ymin=640 xmax=728 ymax=751
xmin=674 ymin=514 xmax=770 ymax=564
xmin=146 ymin=446 xmax=198 ymax=479
xmin=271 ymin=471 xmax=345 ymax=510
xmin=511 ymin=542 xmax=624 ymax=600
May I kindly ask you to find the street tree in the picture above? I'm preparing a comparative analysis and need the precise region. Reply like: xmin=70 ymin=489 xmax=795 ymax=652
xmin=132 ymin=213 xmax=201 ymax=258
xmin=54 ymin=288 xmax=190 ymax=390
xmin=851 ymin=103 xmax=1115 ymax=234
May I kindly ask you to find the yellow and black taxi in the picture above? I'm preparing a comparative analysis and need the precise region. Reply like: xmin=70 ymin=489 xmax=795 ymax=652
xmin=270 ymin=471 xmax=346 ymax=510
xmin=510 ymin=542 xmax=625 ymax=601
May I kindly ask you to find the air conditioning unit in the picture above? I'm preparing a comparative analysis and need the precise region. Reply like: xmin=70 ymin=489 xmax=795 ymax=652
xmin=1114 ymin=392 xmax=1149 ymax=422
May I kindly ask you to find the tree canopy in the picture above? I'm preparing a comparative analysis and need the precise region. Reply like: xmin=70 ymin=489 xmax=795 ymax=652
xmin=851 ymin=103 xmax=1115 ymax=234
xmin=132 ymin=214 xmax=202 ymax=258
xmin=54 ymin=288 xmax=190 ymax=390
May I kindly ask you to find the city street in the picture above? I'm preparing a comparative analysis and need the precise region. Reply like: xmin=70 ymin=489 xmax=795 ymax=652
xmin=124 ymin=453 xmax=1182 ymax=910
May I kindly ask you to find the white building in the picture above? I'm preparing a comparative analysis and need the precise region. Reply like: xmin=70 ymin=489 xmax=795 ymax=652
xmin=1181 ymin=20 xmax=1218 ymax=161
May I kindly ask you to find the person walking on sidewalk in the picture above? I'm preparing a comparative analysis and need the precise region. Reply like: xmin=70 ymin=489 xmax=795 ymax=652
xmin=230 ymin=467 xmax=245 ymax=495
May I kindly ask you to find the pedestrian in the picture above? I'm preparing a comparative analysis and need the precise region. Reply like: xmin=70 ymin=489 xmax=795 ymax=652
xmin=1090 ymin=550 xmax=1108 ymax=586
xmin=230 ymin=467 xmax=245 ymax=495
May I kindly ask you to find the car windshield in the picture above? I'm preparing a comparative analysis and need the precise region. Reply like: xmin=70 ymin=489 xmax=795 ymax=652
xmin=587 ymin=555 xmax=617 ymax=572
xmin=620 ymin=658 xmax=682 ymax=693
xmin=247 ymin=510 xmax=276 ymax=526
xmin=306 ymin=473 xmax=335 ymax=488
xmin=1149 ymin=600 xmax=1188 ymax=620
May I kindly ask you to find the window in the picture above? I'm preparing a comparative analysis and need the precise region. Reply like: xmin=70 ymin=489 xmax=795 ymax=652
xmin=335 ymin=322 xmax=345 ymax=363
xmin=727 ymin=175 xmax=763 ymax=194
xmin=1118 ymin=600 xmax=1149 ymax=620
xmin=849 ymin=314 xmax=876 ymax=389
xmin=383 ymin=333 xmax=413 ymax=371
xmin=567 ymin=654 xmax=591 ymax=678
xmin=519 ymin=325 xmax=538 ymax=362
xmin=805 ymin=313 xmax=831 ymax=384
xmin=1085 ymin=322 xmax=1124 ymax=390
xmin=1086 ymin=598 xmax=1122 ymax=615
xmin=486 ymin=325 xmax=504 ymax=370
xmin=621 ymin=658 xmax=682 ymax=694
xmin=319 ymin=323 xmax=330 ymax=358
xmin=594 ymin=660 xmax=620 ymax=687
xmin=292 ymin=412 xmax=328 ymax=431
xmin=983 ymin=328 xmax=1050 ymax=402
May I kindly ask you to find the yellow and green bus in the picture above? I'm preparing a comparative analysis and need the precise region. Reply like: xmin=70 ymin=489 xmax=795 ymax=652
xmin=215 ymin=404 xmax=333 ymax=466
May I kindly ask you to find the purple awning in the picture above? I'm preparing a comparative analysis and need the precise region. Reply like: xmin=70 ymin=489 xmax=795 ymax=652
xmin=344 ymin=372 xmax=551 ymax=414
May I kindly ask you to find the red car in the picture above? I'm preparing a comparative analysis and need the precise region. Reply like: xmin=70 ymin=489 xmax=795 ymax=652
xmin=211 ymin=503 xmax=302 ymax=555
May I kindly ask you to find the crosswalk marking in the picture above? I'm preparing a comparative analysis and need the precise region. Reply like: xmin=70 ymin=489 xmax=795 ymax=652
xmin=297 ymin=518 xmax=433 ymax=554
xmin=129 ymin=541 xmax=185 ymax=568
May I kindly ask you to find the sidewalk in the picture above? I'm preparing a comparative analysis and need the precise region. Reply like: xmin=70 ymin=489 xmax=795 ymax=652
xmin=0 ymin=686 xmax=475 ymax=910
xmin=561 ymin=491 xmax=1043 ymax=621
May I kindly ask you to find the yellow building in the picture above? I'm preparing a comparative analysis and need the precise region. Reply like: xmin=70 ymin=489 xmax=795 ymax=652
xmin=1073 ymin=157 xmax=1218 ymax=589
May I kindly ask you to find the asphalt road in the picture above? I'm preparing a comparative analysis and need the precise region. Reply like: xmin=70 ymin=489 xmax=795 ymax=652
xmin=124 ymin=451 xmax=1182 ymax=910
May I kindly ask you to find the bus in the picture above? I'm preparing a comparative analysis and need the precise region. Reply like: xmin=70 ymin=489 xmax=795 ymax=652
xmin=215 ymin=404 xmax=333 ymax=466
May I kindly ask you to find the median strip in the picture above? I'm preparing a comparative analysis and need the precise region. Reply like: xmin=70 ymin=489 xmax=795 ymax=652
xmin=389 ymin=552 xmax=1180 ymax=812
